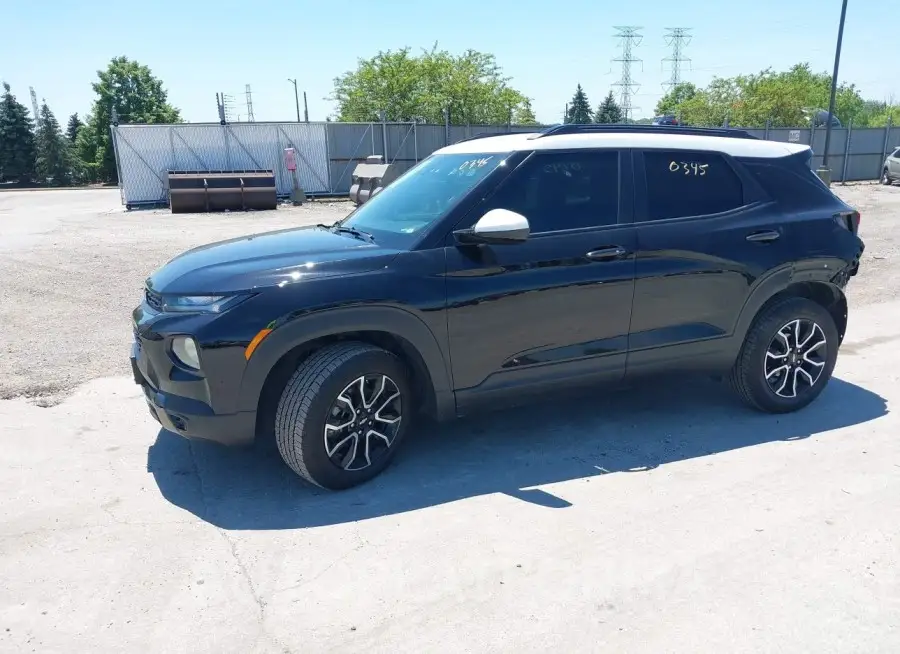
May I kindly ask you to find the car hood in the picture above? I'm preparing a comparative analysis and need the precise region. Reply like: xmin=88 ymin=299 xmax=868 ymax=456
xmin=147 ymin=225 xmax=400 ymax=294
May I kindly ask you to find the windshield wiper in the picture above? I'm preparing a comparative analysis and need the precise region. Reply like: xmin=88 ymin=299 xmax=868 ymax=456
xmin=333 ymin=225 xmax=375 ymax=242
xmin=316 ymin=220 xmax=375 ymax=242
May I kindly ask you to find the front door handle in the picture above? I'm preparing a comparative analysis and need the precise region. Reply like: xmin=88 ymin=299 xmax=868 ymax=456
xmin=586 ymin=246 xmax=629 ymax=261
xmin=746 ymin=230 xmax=780 ymax=243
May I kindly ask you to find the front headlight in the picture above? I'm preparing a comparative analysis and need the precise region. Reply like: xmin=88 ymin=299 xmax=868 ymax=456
xmin=160 ymin=294 xmax=250 ymax=313
xmin=171 ymin=336 xmax=201 ymax=369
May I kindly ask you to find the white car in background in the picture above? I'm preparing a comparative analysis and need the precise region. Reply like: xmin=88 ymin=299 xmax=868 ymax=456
xmin=882 ymin=146 xmax=900 ymax=186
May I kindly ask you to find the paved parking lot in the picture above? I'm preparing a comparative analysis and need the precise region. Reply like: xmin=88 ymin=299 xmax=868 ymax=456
xmin=1 ymin=187 xmax=899 ymax=653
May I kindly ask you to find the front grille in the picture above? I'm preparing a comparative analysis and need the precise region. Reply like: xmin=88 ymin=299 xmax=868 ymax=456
xmin=145 ymin=288 xmax=163 ymax=311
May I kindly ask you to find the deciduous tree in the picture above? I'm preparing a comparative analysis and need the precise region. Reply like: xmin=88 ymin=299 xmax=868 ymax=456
xmin=331 ymin=45 xmax=536 ymax=125
xmin=662 ymin=64 xmax=866 ymax=128
xmin=654 ymin=83 xmax=698 ymax=117
xmin=77 ymin=56 xmax=181 ymax=183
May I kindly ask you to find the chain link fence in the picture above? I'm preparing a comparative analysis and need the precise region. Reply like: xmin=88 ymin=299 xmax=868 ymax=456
xmin=111 ymin=119 xmax=898 ymax=207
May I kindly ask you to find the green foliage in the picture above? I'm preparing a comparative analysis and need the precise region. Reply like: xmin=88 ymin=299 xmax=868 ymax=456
xmin=565 ymin=84 xmax=592 ymax=124
xmin=854 ymin=100 xmax=900 ymax=127
xmin=332 ymin=45 xmax=536 ymax=125
xmin=655 ymin=83 xmax=698 ymax=116
xmin=35 ymin=103 xmax=72 ymax=186
xmin=513 ymin=98 xmax=537 ymax=125
xmin=0 ymin=82 xmax=36 ymax=184
xmin=664 ymin=64 xmax=867 ymax=128
xmin=594 ymin=91 xmax=623 ymax=124
xmin=66 ymin=113 xmax=83 ymax=144
xmin=77 ymin=56 xmax=181 ymax=183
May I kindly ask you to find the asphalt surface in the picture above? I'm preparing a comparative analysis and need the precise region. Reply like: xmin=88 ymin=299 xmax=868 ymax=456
xmin=1 ymin=186 xmax=899 ymax=652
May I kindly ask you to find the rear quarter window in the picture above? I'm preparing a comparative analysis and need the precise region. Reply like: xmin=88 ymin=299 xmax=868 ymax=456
xmin=739 ymin=153 xmax=838 ymax=210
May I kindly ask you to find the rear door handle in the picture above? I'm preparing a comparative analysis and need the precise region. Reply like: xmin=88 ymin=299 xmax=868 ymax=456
xmin=746 ymin=230 xmax=780 ymax=243
xmin=586 ymin=246 xmax=629 ymax=261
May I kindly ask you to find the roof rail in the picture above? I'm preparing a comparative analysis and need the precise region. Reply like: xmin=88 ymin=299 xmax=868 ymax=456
xmin=454 ymin=131 xmax=515 ymax=144
xmin=530 ymin=123 xmax=759 ymax=140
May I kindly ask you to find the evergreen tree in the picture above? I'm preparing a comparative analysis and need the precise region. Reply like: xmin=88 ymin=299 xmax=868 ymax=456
xmin=565 ymin=84 xmax=592 ymax=124
xmin=35 ymin=102 xmax=72 ymax=186
xmin=0 ymin=82 xmax=36 ymax=184
xmin=595 ymin=91 xmax=624 ymax=124
xmin=66 ymin=113 xmax=84 ymax=144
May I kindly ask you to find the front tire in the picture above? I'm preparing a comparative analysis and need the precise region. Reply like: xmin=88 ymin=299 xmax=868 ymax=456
xmin=730 ymin=297 xmax=839 ymax=413
xmin=882 ymin=168 xmax=893 ymax=186
xmin=274 ymin=342 xmax=411 ymax=490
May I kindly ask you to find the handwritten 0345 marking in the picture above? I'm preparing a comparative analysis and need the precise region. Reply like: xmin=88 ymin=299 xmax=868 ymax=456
xmin=669 ymin=161 xmax=709 ymax=176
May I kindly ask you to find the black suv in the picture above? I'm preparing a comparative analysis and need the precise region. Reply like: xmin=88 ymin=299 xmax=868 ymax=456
xmin=131 ymin=124 xmax=864 ymax=490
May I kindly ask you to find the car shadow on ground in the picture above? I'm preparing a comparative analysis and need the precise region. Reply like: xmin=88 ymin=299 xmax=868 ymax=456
xmin=148 ymin=376 xmax=888 ymax=530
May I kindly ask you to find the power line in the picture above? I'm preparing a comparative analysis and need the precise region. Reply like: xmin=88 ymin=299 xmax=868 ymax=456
xmin=612 ymin=26 xmax=643 ymax=122
xmin=245 ymin=84 xmax=255 ymax=122
xmin=662 ymin=28 xmax=693 ymax=92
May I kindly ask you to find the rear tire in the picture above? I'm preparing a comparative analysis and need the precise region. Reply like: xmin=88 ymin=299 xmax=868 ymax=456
xmin=730 ymin=297 xmax=839 ymax=413
xmin=274 ymin=342 xmax=411 ymax=490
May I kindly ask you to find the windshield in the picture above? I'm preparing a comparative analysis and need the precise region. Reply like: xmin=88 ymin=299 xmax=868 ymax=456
xmin=340 ymin=152 xmax=509 ymax=245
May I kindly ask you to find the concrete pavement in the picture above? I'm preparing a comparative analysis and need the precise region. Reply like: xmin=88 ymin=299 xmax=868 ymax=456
xmin=1 ymin=299 xmax=898 ymax=653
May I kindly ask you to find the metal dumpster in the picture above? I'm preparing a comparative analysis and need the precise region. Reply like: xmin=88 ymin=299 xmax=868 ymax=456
xmin=349 ymin=156 xmax=399 ymax=206
xmin=167 ymin=170 xmax=277 ymax=213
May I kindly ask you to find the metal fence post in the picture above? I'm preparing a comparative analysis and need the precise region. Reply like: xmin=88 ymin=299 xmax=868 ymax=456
xmin=223 ymin=124 xmax=232 ymax=170
xmin=881 ymin=116 xmax=893 ymax=176
xmin=413 ymin=121 xmax=418 ymax=163
xmin=443 ymin=108 xmax=450 ymax=146
xmin=764 ymin=119 xmax=770 ymax=140
xmin=841 ymin=119 xmax=852 ymax=183
xmin=168 ymin=126 xmax=176 ymax=171
xmin=370 ymin=123 xmax=375 ymax=155
xmin=109 ymin=124 xmax=126 ymax=206
xmin=323 ymin=122 xmax=334 ymax=193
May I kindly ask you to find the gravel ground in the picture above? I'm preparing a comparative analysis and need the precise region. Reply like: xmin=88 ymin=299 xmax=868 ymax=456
xmin=0 ymin=190 xmax=348 ymax=403
xmin=0 ymin=183 xmax=897 ymax=404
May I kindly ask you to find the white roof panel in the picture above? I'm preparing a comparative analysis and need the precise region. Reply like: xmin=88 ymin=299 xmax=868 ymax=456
xmin=436 ymin=130 xmax=810 ymax=159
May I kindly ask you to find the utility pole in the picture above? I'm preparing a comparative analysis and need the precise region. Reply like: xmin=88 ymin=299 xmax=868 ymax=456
xmin=303 ymin=91 xmax=309 ymax=122
xmin=818 ymin=0 xmax=849 ymax=186
xmin=662 ymin=28 xmax=692 ymax=92
xmin=612 ymin=26 xmax=643 ymax=123
xmin=287 ymin=78 xmax=301 ymax=122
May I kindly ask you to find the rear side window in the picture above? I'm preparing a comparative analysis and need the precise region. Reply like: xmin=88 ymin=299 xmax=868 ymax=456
xmin=893 ymin=147 xmax=900 ymax=159
xmin=642 ymin=150 xmax=744 ymax=221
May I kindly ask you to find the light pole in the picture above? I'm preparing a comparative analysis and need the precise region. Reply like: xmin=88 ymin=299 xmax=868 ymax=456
xmin=287 ymin=78 xmax=301 ymax=123
xmin=817 ymin=0 xmax=849 ymax=186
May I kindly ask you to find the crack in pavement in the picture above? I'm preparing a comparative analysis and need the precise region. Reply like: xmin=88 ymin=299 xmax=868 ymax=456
xmin=186 ymin=439 xmax=275 ymax=646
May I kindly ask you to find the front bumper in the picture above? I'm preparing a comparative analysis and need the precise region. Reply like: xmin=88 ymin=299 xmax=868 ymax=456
xmin=131 ymin=329 xmax=256 ymax=448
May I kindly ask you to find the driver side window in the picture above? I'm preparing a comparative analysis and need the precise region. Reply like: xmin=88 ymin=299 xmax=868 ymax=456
xmin=482 ymin=150 xmax=620 ymax=234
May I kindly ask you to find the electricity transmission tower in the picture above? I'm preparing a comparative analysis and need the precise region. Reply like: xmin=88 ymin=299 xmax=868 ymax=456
xmin=662 ymin=28 xmax=693 ymax=92
xmin=612 ymin=26 xmax=643 ymax=122
xmin=245 ymin=84 xmax=255 ymax=122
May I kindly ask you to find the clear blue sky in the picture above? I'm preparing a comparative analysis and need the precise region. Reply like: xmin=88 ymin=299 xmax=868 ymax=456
xmin=2 ymin=0 xmax=897 ymax=125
